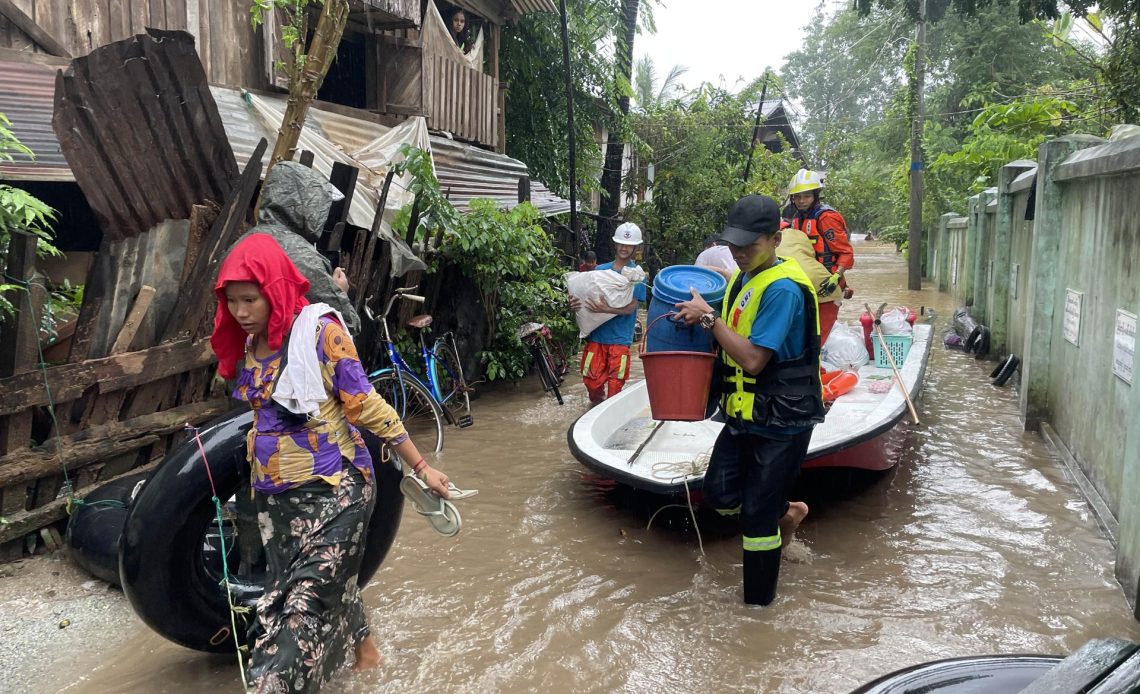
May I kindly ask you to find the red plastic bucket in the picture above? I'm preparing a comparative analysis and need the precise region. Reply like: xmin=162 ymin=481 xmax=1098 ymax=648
xmin=639 ymin=313 xmax=717 ymax=422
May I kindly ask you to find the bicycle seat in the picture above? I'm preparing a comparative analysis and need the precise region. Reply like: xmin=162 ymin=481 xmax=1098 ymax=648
xmin=406 ymin=314 xmax=433 ymax=329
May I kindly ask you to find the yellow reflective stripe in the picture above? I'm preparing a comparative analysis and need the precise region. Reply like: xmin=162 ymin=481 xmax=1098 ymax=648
xmin=718 ymin=258 xmax=821 ymax=421
xmin=617 ymin=354 xmax=628 ymax=379
xmin=743 ymin=532 xmax=781 ymax=552
xmin=581 ymin=351 xmax=594 ymax=377
xmin=715 ymin=505 xmax=741 ymax=517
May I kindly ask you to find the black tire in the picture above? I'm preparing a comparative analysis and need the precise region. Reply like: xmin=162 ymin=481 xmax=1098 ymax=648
xmin=990 ymin=355 xmax=1013 ymax=379
xmin=371 ymin=372 xmax=445 ymax=453
xmin=432 ymin=338 xmax=470 ymax=422
xmin=66 ymin=470 xmax=150 ymax=586
xmin=973 ymin=326 xmax=991 ymax=359
xmin=992 ymin=355 xmax=1020 ymax=387
xmin=965 ymin=326 xmax=982 ymax=352
xmin=119 ymin=410 xmax=405 ymax=653
xmin=532 ymin=343 xmax=564 ymax=405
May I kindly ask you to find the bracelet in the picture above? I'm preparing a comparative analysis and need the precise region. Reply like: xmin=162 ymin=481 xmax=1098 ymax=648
xmin=411 ymin=458 xmax=428 ymax=473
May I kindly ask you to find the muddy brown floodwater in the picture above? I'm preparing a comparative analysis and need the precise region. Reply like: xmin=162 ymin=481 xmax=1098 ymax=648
xmin=41 ymin=245 xmax=1140 ymax=693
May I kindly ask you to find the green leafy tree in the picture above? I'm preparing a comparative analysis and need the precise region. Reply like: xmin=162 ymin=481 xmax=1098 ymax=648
xmin=633 ymin=56 xmax=688 ymax=111
xmin=623 ymin=78 xmax=802 ymax=268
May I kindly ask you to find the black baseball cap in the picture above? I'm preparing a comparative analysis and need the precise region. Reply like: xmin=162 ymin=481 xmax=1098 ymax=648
xmin=719 ymin=194 xmax=781 ymax=246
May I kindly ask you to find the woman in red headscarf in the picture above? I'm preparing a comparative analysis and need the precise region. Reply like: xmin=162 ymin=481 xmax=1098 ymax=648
xmin=212 ymin=233 xmax=451 ymax=692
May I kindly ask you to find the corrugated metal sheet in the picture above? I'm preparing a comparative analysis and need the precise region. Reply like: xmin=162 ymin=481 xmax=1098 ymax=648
xmin=0 ymin=61 xmax=70 ymax=182
xmin=511 ymin=0 xmax=558 ymax=14
xmin=50 ymin=31 xmax=238 ymax=240
xmin=0 ymin=63 xmax=569 ymax=220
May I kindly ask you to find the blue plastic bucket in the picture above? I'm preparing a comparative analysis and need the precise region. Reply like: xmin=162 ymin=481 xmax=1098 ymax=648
xmin=646 ymin=266 xmax=726 ymax=353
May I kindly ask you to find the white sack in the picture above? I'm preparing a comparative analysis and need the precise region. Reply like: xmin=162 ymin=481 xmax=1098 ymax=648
xmin=566 ymin=266 xmax=646 ymax=338
xmin=880 ymin=307 xmax=913 ymax=336
xmin=821 ymin=321 xmax=869 ymax=370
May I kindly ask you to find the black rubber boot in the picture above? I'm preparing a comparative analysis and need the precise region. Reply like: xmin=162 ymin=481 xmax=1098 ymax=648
xmin=743 ymin=548 xmax=782 ymax=606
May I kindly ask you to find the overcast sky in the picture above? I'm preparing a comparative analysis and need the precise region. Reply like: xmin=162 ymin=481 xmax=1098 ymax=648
xmin=637 ymin=0 xmax=848 ymax=92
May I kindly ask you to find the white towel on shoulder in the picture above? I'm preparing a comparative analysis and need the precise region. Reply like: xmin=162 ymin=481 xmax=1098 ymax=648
xmin=272 ymin=303 xmax=347 ymax=418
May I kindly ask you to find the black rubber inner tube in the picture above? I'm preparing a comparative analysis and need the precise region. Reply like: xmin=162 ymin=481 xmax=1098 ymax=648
xmin=119 ymin=409 xmax=404 ymax=653
xmin=66 ymin=471 xmax=151 ymax=586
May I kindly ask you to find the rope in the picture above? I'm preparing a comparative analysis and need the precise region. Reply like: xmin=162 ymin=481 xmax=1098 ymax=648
xmin=645 ymin=453 xmax=710 ymax=557
xmin=187 ymin=424 xmax=250 ymax=691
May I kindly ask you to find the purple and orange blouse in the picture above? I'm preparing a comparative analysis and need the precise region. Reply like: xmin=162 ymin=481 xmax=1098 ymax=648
xmin=233 ymin=316 xmax=409 ymax=494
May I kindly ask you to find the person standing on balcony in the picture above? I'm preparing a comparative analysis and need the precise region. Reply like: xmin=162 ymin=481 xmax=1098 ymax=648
xmin=449 ymin=8 xmax=474 ymax=54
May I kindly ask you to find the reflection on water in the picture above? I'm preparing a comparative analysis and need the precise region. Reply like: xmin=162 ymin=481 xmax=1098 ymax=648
xmin=53 ymin=247 xmax=1139 ymax=694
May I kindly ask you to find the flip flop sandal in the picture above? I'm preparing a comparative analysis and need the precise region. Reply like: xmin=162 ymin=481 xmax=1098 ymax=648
xmin=445 ymin=482 xmax=479 ymax=501
xmin=400 ymin=473 xmax=462 ymax=537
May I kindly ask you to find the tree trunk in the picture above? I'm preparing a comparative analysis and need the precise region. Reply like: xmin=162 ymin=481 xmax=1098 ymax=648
xmin=267 ymin=0 xmax=350 ymax=170
xmin=594 ymin=0 xmax=639 ymax=263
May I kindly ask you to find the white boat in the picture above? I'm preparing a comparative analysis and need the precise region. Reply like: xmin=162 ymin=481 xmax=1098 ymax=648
xmin=567 ymin=324 xmax=933 ymax=495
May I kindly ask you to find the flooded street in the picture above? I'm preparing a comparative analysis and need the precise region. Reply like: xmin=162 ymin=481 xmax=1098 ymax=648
xmin=48 ymin=247 xmax=1140 ymax=693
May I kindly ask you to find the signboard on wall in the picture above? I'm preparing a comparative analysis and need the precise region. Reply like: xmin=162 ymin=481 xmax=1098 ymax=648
xmin=1011 ymin=264 xmax=1020 ymax=300
xmin=1114 ymin=310 xmax=1136 ymax=385
xmin=1063 ymin=289 xmax=1082 ymax=346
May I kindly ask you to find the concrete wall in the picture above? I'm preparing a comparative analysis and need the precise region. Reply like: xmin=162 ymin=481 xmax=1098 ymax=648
xmin=934 ymin=134 xmax=1140 ymax=610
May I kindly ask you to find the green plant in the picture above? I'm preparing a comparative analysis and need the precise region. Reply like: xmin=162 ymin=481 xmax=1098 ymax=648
xmin=442 ymin=199 xmax=575 ymax=381
xmin=391 ymin=144 xmax=462 ymax=248
xmin=1 ymin=112 xmax=59 ymax=320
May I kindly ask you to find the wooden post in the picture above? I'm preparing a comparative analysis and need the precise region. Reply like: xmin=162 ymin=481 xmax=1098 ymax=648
xmin=489 ymin=23 xmax=501 ymax=79
xmin=0 ymin=231 xmax=39 ymax=557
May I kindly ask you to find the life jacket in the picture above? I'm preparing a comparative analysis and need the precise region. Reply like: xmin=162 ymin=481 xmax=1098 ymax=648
xmin=777 ymin=225 xmax=836 ymax=303
xmin=792 ymin=204 xmax=843 ymax=271
xmin=715 ymin=260 xmax=826 ymax=429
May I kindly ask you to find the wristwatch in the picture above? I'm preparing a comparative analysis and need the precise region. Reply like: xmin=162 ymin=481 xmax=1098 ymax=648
xmin=699 ymin=311 xmax=717 ymax=330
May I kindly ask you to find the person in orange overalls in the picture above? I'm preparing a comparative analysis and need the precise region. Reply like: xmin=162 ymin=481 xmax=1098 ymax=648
xmin=568 ymin=223 xmax=647 ymax=403
xmin=787 ymin=169 xmax=854 ymax=347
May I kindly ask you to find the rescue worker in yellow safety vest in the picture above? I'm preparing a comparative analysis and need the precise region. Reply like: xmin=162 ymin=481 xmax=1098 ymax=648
xmin=788 ymin=169 xmax=854 ymax=348
xmin=675 ymin=194 xmax=825 ymax=606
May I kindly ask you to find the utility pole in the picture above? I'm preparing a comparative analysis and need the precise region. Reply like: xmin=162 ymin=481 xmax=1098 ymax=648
xmin=742 ymin=73 xmax=770 ymax=187
xmin=907 ymin=0 xmax=926 ymax=290
xmin=558 ymin=0 xmax=578 ymax=258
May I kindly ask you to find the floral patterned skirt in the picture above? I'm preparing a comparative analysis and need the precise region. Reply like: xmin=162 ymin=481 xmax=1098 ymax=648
xmin=250 ymin=463 xmax=375 ymax=693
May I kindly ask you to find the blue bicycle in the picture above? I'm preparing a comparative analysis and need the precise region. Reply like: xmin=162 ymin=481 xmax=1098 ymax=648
xmin=365 ymin=288 xmax=473 ymax=454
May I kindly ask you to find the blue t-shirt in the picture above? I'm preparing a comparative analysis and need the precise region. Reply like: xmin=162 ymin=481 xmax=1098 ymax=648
xmin=735 ymin=269 xmax=811 ymax=436
xmin=585 ymin=260 xmax=648 ymax=346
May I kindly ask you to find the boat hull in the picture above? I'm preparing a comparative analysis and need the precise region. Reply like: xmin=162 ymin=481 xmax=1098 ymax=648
xmin=567 ymin=324 xmax=933 ymax=496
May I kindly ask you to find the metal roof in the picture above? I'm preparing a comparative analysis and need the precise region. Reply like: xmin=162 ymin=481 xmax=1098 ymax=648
xmin=0 ymin=62 xmax=569 ymax=221
xmin=510 ymin=0 xmax=558 ymax=14
xmin=0 ymin=61 xmax=70 ymax=182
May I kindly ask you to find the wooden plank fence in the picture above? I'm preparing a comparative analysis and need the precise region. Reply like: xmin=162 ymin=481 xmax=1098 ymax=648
xmin=424 ymin=53 xmax=498 ymax=149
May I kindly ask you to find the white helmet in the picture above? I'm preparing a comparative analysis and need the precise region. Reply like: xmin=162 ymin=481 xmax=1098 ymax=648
xmin=612 ymin=222 xmax=644 ymax=245
xmin=788 ymin=168 xmax=824 ymax=195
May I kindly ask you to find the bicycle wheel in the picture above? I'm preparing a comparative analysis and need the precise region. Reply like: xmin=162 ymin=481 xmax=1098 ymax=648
xmin=532 ymin=343 xmax=564 ymax=405
xmin=432 ymin=338 xmax=470 ymax=419
xmin=371 ymin=372 xmax=445 ymax=453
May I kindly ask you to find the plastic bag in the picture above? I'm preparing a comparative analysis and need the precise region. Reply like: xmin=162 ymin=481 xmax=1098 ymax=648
xmin=821 ymin=322 xmax=869 ymax=370
xmin=880 ymin=307 xmax=913 ymax=336
xmin=566 ymin=268 xmax=644 ymax=338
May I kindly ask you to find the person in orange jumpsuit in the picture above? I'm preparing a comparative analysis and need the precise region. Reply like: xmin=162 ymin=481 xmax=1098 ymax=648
xmin=787 ymin=169 xmax=854 ymax=347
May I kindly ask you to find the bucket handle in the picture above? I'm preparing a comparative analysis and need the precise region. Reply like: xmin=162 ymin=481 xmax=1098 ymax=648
xmin=640 ymin=311 xmax=718 ymax=355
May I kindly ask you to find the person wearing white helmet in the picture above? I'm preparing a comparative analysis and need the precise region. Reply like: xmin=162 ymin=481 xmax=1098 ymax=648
xmin=568 ymin=222 xmax=648 ymax=403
